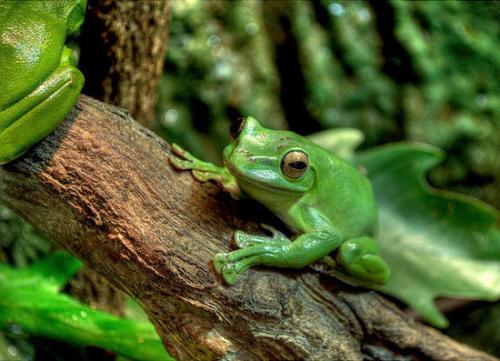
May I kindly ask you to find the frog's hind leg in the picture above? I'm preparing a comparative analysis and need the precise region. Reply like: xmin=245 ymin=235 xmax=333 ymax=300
xmin=336 ymin=236 xmax=390 ymax=284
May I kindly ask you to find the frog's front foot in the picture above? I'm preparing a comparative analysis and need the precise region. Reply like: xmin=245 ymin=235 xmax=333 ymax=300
xmin=213 ymin=252 xmax=228 ymax=274
xmin=169 ymin=144 xmax=240 ymax=199
xmin=233 ymin=231 xmax=253 ymax=249
xmin=213 ymin=253 xmax=238 ymax=285
xmin=169 ymin=144 xmax=211 ymax=177
xmin=214 ymin=238 xmax=290 ymax=285
xmin=169 ymin=144 xmax=193 ymax=169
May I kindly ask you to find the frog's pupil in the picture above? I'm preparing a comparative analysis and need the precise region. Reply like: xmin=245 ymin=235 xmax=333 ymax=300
xmin=290 ymin=161 xmax=306 ymax=169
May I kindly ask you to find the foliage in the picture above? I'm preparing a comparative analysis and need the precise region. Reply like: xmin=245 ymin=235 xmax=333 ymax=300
xmin=158 ymin=0 xmax=500 ymax=330
xmin=1 ymin=0 xmax=499 ymax=357
xmin=394 ymin=0 xmax=500 ymax=208
xmin=0 ymin=252 xmax=172 ymax=361
xmin=157 ymin=0 xmax=286 ymax=161
xmin=355 ymin=143 xmax=500 ymax=328
xmin=157 ymin=0 xmax=500 ymax=205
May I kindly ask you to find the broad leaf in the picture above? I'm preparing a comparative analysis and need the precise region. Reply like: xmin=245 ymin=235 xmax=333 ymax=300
xmin=307 ymin=128 xmax=364 ymax=159
xmin=355 ymin=143 xmax=500 ymax=328
xmin=0 ymin=252 xmax=172 ymax=361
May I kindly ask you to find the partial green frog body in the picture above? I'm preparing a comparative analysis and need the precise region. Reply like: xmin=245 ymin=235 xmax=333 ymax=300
xmin=171 ymin=117 xmax=390 ymax=285
xmin=0 ymin=0 xmax=86 ymax=164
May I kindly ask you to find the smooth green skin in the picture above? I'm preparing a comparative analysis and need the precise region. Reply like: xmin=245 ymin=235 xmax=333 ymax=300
xmin=0 ymin=0 xmax=86 ymax=164
xmin=170 ymin=117 xmax=390 ymax=285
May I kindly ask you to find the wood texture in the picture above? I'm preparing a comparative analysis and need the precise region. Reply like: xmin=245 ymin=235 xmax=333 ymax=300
xmin=0 ymin=95 xmax=496 ymax=361
xmin=79 ymin=0 xmax=171 ymax=127
xmin=70 ymin=0 xmax=172 ymax=311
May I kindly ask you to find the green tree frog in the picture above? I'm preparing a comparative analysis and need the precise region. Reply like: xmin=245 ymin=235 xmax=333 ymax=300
xmin=170 ymin=117 xmax=390 ymax=285
xmin=0 ymin=0 xmax=87 ymax=164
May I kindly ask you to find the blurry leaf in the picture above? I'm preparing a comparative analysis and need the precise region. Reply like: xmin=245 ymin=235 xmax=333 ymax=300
xmin=354 ymin=143 xmax=500 ymax=328
xmin=0 ymin=252 xmax=172 ymax=361
xmin=23 ymin=252 xmax=82 ymax=291
xmin=125 ymin=298 xmax=151 ymax=323
xmin=0 ymin=333 xmax=20 ymax=361
xmin=0 ymin=330 xmax=34 ymax=361
xmin=307 ymin=128 xmax=364 ymax=160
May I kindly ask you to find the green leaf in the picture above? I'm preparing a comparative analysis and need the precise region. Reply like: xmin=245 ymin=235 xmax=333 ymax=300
xmin=16 ymin=251 xmax=82 ymax=292
xmin=0 ymin=252 xmax=173 ymax=361
xmin=355 ymin=143 xmax=500 ymax=328
xmin=307 ymin=128 xmax=364 ymax=160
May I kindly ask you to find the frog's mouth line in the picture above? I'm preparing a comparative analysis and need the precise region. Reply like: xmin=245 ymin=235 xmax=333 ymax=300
xmin=225 ymin=161 xmax=304 ymax=194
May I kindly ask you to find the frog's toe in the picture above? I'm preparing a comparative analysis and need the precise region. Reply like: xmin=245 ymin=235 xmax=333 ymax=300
xmin=222 ymin=264 xmax=238 ymax=285
xmin=213 ymin=252 xmax=229 ymax=274
xmin=234 ymin=230 xmax=251 ymax=248
xmin=360 ymin=254 xmax=390 ymax=284
xmin=169 ymin=156 xmax=192 ymax=170
xmin=192 ymin=170 xmax=219 ymax=183
xmin=171 ymin=144 xmax=189 ymax=158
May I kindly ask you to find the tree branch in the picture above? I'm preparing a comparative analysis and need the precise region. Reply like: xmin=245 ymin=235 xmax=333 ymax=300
xmin=0 ymin=95 xmax=495 ymax=361
xmin=71 ymin=0 xmax=172 ymax=317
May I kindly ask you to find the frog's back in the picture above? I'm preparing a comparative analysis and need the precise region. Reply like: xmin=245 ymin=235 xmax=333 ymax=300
xmin=0 ymin=2 xmax=67 ymax=109
xmin=313 ymin=149 xmax=378 ymax=239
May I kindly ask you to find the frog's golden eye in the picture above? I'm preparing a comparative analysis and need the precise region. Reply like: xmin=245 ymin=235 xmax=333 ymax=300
xmin=281 ymin=150 xmax=309 ymax=179
xmin=230 ymin=118 xmax=246 ymax=140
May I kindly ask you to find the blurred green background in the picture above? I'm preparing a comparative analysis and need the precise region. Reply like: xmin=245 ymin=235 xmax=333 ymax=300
xmin=1 ymin=0 xmax=499 ymax=360
xmin=157 ymin=0 xmax=500 ymax=207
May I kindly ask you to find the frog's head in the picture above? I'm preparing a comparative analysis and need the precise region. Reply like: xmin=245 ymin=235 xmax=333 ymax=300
xmin=223 ymin=117 xmax=316 ymax=202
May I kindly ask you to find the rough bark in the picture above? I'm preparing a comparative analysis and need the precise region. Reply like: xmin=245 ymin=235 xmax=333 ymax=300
xmin=71 ymin=0 xmax=171 ymax=313
xmin=0 ymin=95 xmax=495 ymax=361
xmin=79 ymin=0 xmax=171 ymax=127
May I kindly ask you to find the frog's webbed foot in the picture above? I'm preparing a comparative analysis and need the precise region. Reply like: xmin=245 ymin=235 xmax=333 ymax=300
xmin=213 ymin=246 xmax=279 ymax=285
xmin=337 ymin=236 xmax=390 ymax=285
xmin=169 ymin=144 xmax=240 ymax=199
xmin=214 ymin=232 xmax=292 ymax=285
